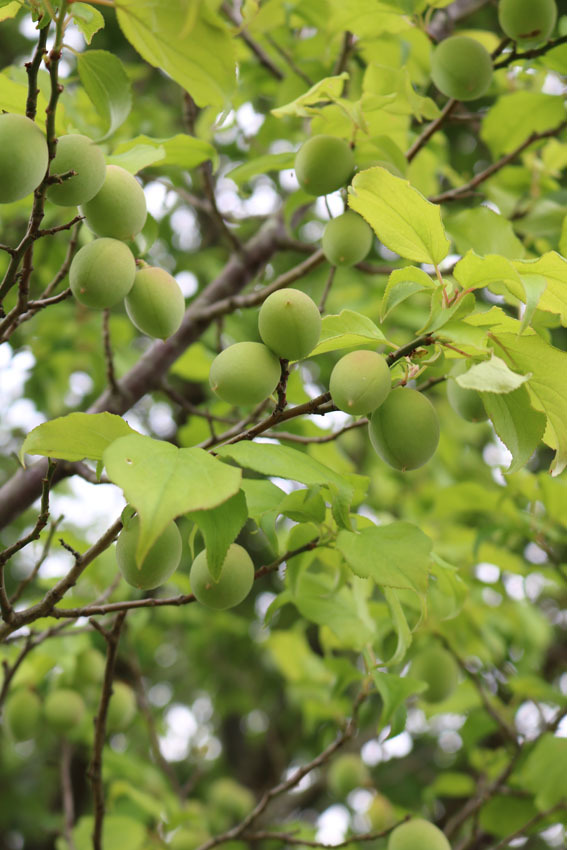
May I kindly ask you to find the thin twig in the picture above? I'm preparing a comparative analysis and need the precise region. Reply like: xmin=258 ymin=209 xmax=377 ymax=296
xmin=264 ymin=34 xmax=314 ymax=86
xmin=243 ymin=820 xmax=409 ymax=849
xmin=221 ymin=2 xmax=284 ymax=80
xmin=319 ymin=266 xmax=336 ymax=313
xmin=102 ymin=309 xmax=120 ymax=396
xmin=263 ymin=419 xmax=367 ymax=444
xmin=407 ymin=98 xmax=458 ymax=163
xmin=9 ymin=513 xmax=64 ymax=605
xmin=494 ymin=35 xmax=567 ymax=70
xmin=25 ymin=20 xmax=50 ymax=120
xmin=60 ymin=739 xmax=77 ymax=850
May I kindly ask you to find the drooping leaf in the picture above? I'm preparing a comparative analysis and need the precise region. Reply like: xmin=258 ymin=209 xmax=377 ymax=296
xmin=271 ymin=73 xmax=349 ymax=118
xmin=520 ymin=734 xmax=567 ymax=809
xmin=70 ymin=3 xmax=105 ymax=44
xmin=481 ymin=386 xmax=547 ymax=474
xmin=372 ymin=671 xmax=427 ymax=734
xmin=381 ymin=266 xmax=436 ymax=321
xmin=77 ymin=50 xmax=132 ymax=139
xmin=20 ymin=413 xmax=136 ymax=464
xmin=188 ymin=490 xmax=248 ymax=581
xmin=110 ymin=134 xmax=216 ymax=171
xmin=456 ymin=356 xmax=529 ymax=394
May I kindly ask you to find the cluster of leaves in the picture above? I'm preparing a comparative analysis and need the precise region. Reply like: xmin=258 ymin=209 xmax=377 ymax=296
xmin=0 ymin=1 xmax=567 ymax=850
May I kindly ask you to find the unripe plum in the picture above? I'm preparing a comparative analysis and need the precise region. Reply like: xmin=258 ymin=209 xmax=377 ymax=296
xmin=209 ymin=342 xmax=281 ymax=406
xmin=410 ymin=647 xmax=460 ymax=703
xmin=125 ymin=267 xmax=185 ymax=339
xmin=190 ymin=543 xmax=254 ymax=610
xmin=81 ymin=164 xmax=147 ymax=240
xmin=107 ymin=681 xmax=137 ymax=731
xmin=330 ymin=350 xmax=391 ymax=415
xmin=328 ymin=753 xmax=370 ymax=798
xmin=170 ymin=828 xmax=211 ymax=850
xmin=295 ymin=135 xmax=355 ymax=196
xmin=368 ymin=387 xmax=440 ymax=471
xmin=69 ymin=237 xmax=136 ymax=309
xmin=498 ymin=0 xmax=556 ymax=44
xmin=322 ymin=211 xmax=373 ymax=267
xmin=75 ymin=648 xmax=106 ymax=685
xmin=388 ymin=819 xmax=451 ymax=850
xmin=44 ymin=688 xmax=86 ymax=733
xmin=431 ymin=36 xmax=493 ymax=101
xmin=116 ymin=515 xmax=182 ymax=590
xmin=365 ymin=794 xmax=395 ymax=831
xmin=4 ymin=688 xmax=41 ymax=741
xmin=47 ymin=134 xmax=106 ymax=206
xmin=258 ymin=288 xmax=321 ymax=360
xmin=447 ymin=374 xmax=488 ymax=423
xmin=0 ymin=113 xmax=48 ymax=204
xmin=208 ymin=778 xmax=254 ymax=820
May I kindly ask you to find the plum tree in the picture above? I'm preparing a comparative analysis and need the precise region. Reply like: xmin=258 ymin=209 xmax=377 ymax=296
xmin=369 ymin=387 xmax=440 ymax=471
xmin=388 ymin=819 xmax=451 ymax=850
xmin=329 ymin=350 xmax=391 ymax=415
xmin=116 ymin=515 xmax=182 ymax=590
xmin=431 ymin=36 xmax=493 ymax=101
xmin=447 ymin=372 xmax=488 ymax=423
xmin=69 ymin=237 xmax=136 ymax=309
xmin=294 ymin=135 xmax=355 ymax=196
xmin=47 ymin=134 xmax=106 ymax=206
xmin=124 ymin=266 xmax=185 ymax=339
xmin=44 ymin=688 xmax=86 ymax=733
xmin=209 ymin=341 xmax=281 ymax=405
xmin=410 ymin=647 xmax=460 ymax=703
xmin=107 ymin=681 xmax=137 ymax=731
xmin=328 ymin=753 xmax=370 ymax=798
xmin=322 ymin=211 xmax=374 ymax=267
xmin=499 ymin=0 xmax=557 ymax=44
xmin=0 ymin=113 xmax=48 ymax=204
xmin=258 ymin=288 xmax=322 ymax=360
xmin=4 ymin=688 xmax=41 ymax=742
xmin=190 ymin=543 xmax=255 ymax=610
xmin=80 ymin=164 xmax=147 ymax=241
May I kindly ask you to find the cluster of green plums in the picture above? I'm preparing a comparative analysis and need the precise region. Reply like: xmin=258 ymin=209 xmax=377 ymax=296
xmin=0 ymin=114 xmax=185 ymax=340
xmin=431 ymin=0 xmax=557 ymax=102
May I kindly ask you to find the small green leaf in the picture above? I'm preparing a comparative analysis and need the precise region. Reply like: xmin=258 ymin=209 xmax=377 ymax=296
xmin=456 ymin=356 xmax=529 ymax=394
xmin=381 ymin=266 xmax=436 ymax=321
xmin=383 ymin=587 xmax=412 ymax=665
xmin=271 ymin=73 xmax=349 ymax=118
xmin=453 ymin=251 xmax=521 ymax=293
xmin=77 ymin=50 xmax=132 ymax=139
xmin=106 ymin=144 xmax=166 ymax=174
xmin=310 ymin=309 xmax=388 ymax=357
xmin=279 ymin=487 xmax=326 ymax=524
xmin=20 ymin=413 xmax=136 ymax=464
xmin=226 ymin=152 xmax=296 ymax=186
xmin=111 ymin=134 xmax=216 ymax=171
xmin=349 ymin=166 xmax=450 ymax=265
xmin=188 ymin=491 xmax=248 ymax=581
xmin=372 ymin=671 xmax=427 ymax=733
xmin=70 ymin=3 xmax=105 ymax=44
xmin=0 ymin=1 xmax=21 ymax=21
xmin=512 ymin=253 xmax=567 ymax=324
xmin=481 ymin=385 xmax=546 ymax=474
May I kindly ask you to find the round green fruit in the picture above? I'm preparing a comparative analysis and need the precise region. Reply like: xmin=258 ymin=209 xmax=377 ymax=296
xmin=69 ymin=237 xmax=136 ymax=309
xmin=498 ymin=0 xmax=556 ymax=44
xmin=330 ymin=350 xmax=391 ymax=415
xmin=295 ymin=135 xmax=355 ymax=196
xmin=81 ymin=164 xmax=147 ymax=241
xmin=0 ymin=113 xmax=48 ymax=204
xmin=116 ymin=515 xmax=182 ymax=590
xmin=258 ymin=288 xmax=321 ymax=361
xmin=365 ymin=794 xmax=395 ymax=831
xmin=170 ymin=828 xmax=211 ymax=850
xmin=209 ymin=342 xmax=281 ymax=406
xmin=447 ymin=374 xmax=488 ymax=423
xmin=107 ymin=681 xmax=137 ymax=731
xmin=190 ymin=543 xmax=254 ymax=610
xmin=388 ymin=819 xmax=451 ymax=850
xmin=125 ymin=267 xmax=185 ymax=339
xmin=44 ymin=689 xmax=86 ymax=733
xmin=369 ymin=387 xmax=440 ymax=471
xmin=4 ymin=688 xmax=41 ymax=742
xmin=410 ymin=647 xmax=460 ymax=704
xmin=47 ymin=134 xmax=106 ymax=206
xmin=431 ymin=36 xmax=493 ymax=101
xmin=322 ymin=211 xmax=373 ymax=267
xmin=208 ymin=778 xmax=254 ymax=820
xmin=328 ymin=754 xmax=370 ymax=798
xmin=75 ymin=648 xmax=106 ymax=685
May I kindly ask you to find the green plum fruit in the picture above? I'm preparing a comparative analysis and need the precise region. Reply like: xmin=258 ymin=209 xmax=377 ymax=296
xmin=330 ymin=350 xmax=391 ymax=415
xmin=81 ymin=164 xmax=147 ymax=240
xmin=431 ymin=36 xmax=493 ymax=101
xmin=369 ymin=387 xmax=440 ymax=471
xmin=328 ymin=753 xmax=370 ymax=798
xmin=4 ymin=688 xmax=41 ymax=742
xmin=498 ymin=0 xmax=556 ymax=44
xmin=107 ymin=681 xmax=137 ymax=731
xmin=116 ymin=515 xmax=182 ymax=590
xmin=190 ymin=543 xmax=254 ymax=610
xmin=75 ymin=648 xmax=106 ymax=685
xmin=125 ymin=266 xmax=185 ymax=339
xmin=365 ymin=794 xmax=395 ymax=831
xmin=47 ymin=134 xmax=106 ymax=206
xmin=69 ymin=237 xmax=136 ymax=309
xmin=410 ymin=647 xmax=460 ymax=704
xmin=258 ymin=288 xmax=321 ymax=360
xmin=295 ymin=135 xmax=355 ymax=196
xmin=44 ymin=689 xmax=86 ymax=733
xmin=208 ymin=778 xmax=254 ymax=821
xmin=388 ymin=819 xmax=451 ymax=850
xmin=447 ymin=366 xmax=488 ymax=423
xmin=0 ymin=113 xmax=48 ymax=203
xmin=170 ymin=828 xmax=211 ymax=850
xmin=209 ymin=342 xmax=281 ymax=406
xmin=322 ymin=211 xmax=373 ymax=267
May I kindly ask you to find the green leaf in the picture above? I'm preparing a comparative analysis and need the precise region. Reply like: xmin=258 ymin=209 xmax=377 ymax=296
xmin=188 ymin=490 xmax=248 ymax=581
xmin=372 ymin=671 xmax=427 ymax=733
xmin=349 ymin=166 xmax=450 ymax=265
xmin=103 ymin=434 xmax=241 ymax=565
xmin=20 ymin=413 xmax=136 ymax=464
xmin=310 ymin=309 xmax=388 ymax=357
xmin=481 ymin=385 xmax=546 ymax=474
xmin=271 ymin=73 xmax=349 ymax=118
xmin=111 ymin=134 xmax=216 ymax=171
xmin=0 ymin=1 xmax=22 ymax=21
xmin=106 ymin=144 xmax=166 ymax=174
xmin=428 ymin=554 xmax=468 ymax=620
xmin=226 ymin=152 xmax=296 ymax=187
xmin=511 ymin=253 xmax=567 ymax=324
xmin=70 ymin=815 xmax=146 ymax=850
xmin=77 ymin=50 xmax=132 ymax=140
xmin=70 ymin=3 xmax=105 ymax=44
xmin=520 ymin=734 xmax=567 ymax=809
xmin=453 ymin=251 xmax=521 ymax=292
xmin=0 ymin=72 xmax=65 ymax=134
xmin=481 ymin=93 xmax=566 ymax=155
xmin=336 ymin=522 xmax=432 ymax=594
xmin=446 ymin=207 xmax=525 ymax=259
xmin=383 ymin=587 xmax=413 ymax=665
xmin=456 ymin=356 xmax=529 ymax=394
xmin=381 ymin=266 xmax=436 ymax=321
xmin=115 ymin=0 xmax=236 ymax=108
xmin=279 ymin=487 xmax=327 ymax=524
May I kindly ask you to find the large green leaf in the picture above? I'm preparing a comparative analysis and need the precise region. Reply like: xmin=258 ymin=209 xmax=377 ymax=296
xmin=520 ymin=735 xmax=567 ymax=809
xmin=482 ymin=92 xmax=566 ymax=155
xmin=103 ymin=434 xmax=241 ymax=565
xmin=20 ymin=413 xmax=136 ymax=464
xmin=111 ymin=134 xmax=216 ymax=171
xmin=481 ymin=386 xmax=546 ymax=475
xmin=77 ymin=50 xmax=132 ymax=139
xmin=188 ymin=490 xmax=248 ymax=581
xmin=349 ymin=166 xmax=450 ymax=265
xmin=446 ymin=207 xmax=525 ymax=259
xmin=456 ymin=356 xmax=529 ymax=394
